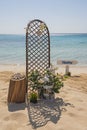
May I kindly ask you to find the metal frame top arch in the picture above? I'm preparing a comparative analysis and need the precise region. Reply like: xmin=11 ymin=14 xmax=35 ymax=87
xmin=26 ymin=19 xmax=49 ymax=33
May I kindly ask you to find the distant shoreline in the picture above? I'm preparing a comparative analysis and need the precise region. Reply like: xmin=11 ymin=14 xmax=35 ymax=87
xmin=0 ymin=64 xmax=87 ymax=76
xmin=51 ymin=33 xmax=87 ymax=36
xmin=0 ymin=33 xmax=87 ymax=35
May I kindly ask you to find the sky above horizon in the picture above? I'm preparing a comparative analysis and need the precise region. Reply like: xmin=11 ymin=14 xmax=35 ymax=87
xmin=0 ymin=0 xmax=87 ymax=34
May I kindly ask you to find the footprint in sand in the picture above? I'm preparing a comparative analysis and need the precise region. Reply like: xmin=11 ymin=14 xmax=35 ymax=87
xmin=68 ymin=112 xmax=76 ymax=117
xmin=1 ymin=122 xmax=19 ymax=130
xmin=4 ymin=113 xmax=27 ymax=123
xmin=78 ymin=108 xmax=84 ymax=111
xmin=77 ymin=99 xmax=84 ymax=102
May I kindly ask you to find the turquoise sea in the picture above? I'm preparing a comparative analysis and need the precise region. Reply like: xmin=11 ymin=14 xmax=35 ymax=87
xmin=0 ymin=33 xmax=87 ymax=66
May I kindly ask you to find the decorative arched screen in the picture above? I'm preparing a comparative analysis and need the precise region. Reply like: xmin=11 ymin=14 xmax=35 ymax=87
xmin=26 ymin=19 xmax=50 ymax=89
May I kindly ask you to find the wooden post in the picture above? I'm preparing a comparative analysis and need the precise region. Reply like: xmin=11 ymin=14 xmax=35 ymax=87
xmin=65 ymin=65 xmax=69 ymax=75
xmin=8 ymin=77 xmax=26 ymax=103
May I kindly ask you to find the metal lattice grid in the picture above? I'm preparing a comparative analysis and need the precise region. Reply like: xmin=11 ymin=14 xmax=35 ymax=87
xmin=26 ymin=19 xmax=50 ymax=90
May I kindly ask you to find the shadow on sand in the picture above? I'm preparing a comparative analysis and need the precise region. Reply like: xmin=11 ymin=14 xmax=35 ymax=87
xmin=8 ymin=103 xmax=26 ymax=112
xmin=27 ymin=97 xmax=74 ymax=129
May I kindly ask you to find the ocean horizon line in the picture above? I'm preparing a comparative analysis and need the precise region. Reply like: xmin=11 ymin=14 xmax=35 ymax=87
xmin=0 ymin=32 xmax=87 ymax=35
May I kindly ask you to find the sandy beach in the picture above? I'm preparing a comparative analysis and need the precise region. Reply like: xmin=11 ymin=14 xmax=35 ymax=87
xmin=0 ymin=64 xmax=87 ymax=130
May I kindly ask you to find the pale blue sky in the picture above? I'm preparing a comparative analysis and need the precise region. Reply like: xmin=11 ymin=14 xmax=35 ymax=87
xmin=0 ymin=0 xmax=87 ymax=34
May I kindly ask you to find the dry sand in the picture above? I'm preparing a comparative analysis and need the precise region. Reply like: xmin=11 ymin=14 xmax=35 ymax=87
xmin=0 ymin=64 xmax=87 ymax=130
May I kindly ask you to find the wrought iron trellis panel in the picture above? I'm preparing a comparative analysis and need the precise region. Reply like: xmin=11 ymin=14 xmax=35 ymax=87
xmin=26 ymin=19 xmax=50 ymax=90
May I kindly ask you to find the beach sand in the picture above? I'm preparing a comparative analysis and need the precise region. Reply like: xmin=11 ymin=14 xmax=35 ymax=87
xmin=0 ymin=64 xmax=87 ymax=130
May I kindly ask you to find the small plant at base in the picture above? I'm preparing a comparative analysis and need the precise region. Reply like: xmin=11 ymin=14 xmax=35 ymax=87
xmin=30 ymin=92 xmax=37 ymax=103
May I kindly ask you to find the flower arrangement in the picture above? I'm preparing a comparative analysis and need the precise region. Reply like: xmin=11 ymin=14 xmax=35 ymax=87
xmin=28 ymin=67 xmax=64 ymax=102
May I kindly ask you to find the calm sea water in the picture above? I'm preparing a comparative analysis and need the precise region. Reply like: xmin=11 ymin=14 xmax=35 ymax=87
xmin=0 ymin=33 xmax=87 ymax=66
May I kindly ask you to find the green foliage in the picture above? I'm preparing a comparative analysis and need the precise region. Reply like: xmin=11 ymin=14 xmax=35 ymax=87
xmin=45 ymin=70 xmax=64 ymax=93
xmin=52 ymin=76 xmax=63 ymax=93
xmin=64 ymin=75 xmax=69 ymax=79
xmin=28 ymin=70 xmax=41 ymax=90
xmin=63 ymin=72 xmax=71 ymax=79
xmin=30 ymin=92 xmax=37 ymax=103
xmin=29 ymin=70 xmax=40 ymax=82
xmin=28 ymin=69 xmax=64 ymax=94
